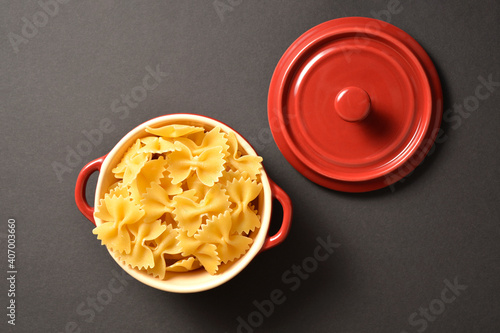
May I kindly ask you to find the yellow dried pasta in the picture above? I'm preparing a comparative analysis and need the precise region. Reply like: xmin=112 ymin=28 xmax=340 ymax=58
xmin=138 ymin=136 xmax=176 ymax=154
xmin=111 ymin=139 xmax=142 ymax=178
xmin=146 ymin=225 xmax=182 ymax=279
xmin=145 ymin=124 xmax=204 ymax=138
xmin=128 ymin=156 xmax=170 ymax=203
xmin=115 ymin=219 xmax=167 ymax=269
xmin=93 ymin=195 xmax=145 ymax=254
xmin=172 ymin=184 xmax=231 ymax=236
xmin=175 ymin=127 xmax=229 ymax=156
xmin=224 ymin=177 xmax=263 ymax=234
xmin=165 ymin=257 xmax=202 ymax=273
xmin=167 ymin=141 xmax=226 ymax=186
xmin=177 ymin=230 xmax=220 ymax=275
xmin=93 ymin=124 xmax=264 ymax=279
xmin=195 ymin=211 xmax=253 ymax=264
xmin=225 ymin=132 xmax=263 ymax=179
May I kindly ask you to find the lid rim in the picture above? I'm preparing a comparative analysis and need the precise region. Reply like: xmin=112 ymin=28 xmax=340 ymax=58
xmin=268 ymin=17 xmax=443 ymax=192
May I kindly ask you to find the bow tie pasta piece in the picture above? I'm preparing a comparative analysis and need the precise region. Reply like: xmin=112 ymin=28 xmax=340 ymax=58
xmin=138 ymin=136 xmax=176 ymax=154
xmin=225 ymin=177 xmax=263 ymax=234
xmin=122 ymin=152 xmax=150 ymax=186
xmin=112 ymin=139 xmax=151 ymax=182
xmin=93 ymin=222 xmax=132 ymax=255
xmin=141 ymin=184 xmax=197 ymax=224
xmin=112 ymin=139 xmax=141 ymax=178
xmin=115 ymin=219 xmax=167 ymax=269
xmin=128 ymin=156 xmax=170 ymax=203
xmin=195 ymin=211 xmax=253 ymax=264
xmin=167 ymin=142 xmax=226 ymax=186
xmin=177 ymin=230 xmax=220 ymax=275
xmin=123 ymin=157 xmax=148 ymax=186
xmin=195 ymin=147 xmax=227 ymax=186
xmin=95 ymin=194 xmax=145 ymax=229
xmin=146 ymin=124 xmax=205 ymax=138
xmin=173 ymin=184 xmax=231 ymax=236
xmin=165 ymin=257 xmax=202 ymax=273
xmin=93 ymin=195 xmax=145 ymax=254
xmin=140 ymin=182 xmax=174 ymax=223
xmin=225 ymin=132 xmax=263 ymax=180
xmin=165 ymin=142 xmax=192 ymax=184
xmin=144 ymin=225 xmax=183 ymax=279
xmin=176 ymin=127 xmax=229 ymax=156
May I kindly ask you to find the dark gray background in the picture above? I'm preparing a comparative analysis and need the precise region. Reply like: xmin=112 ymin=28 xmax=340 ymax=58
xmin=1 ymin=1 xmax=499 ymax=332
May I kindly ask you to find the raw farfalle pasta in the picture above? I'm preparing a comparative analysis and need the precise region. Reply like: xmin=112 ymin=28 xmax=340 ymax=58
xmin=165 ymin=257 xmax=201 ymax=273
xmin=145 ymin=225 xmax=183 ymax=279
xmin=129 ymin=157 xmax=172 ymax=203
xmin=145 ymin=124 xmax=205 ymax=138
xmin=175 ymin=127 xmax=229 ymax=155
xmin=167 ymin=142 xmax=226 ymax=186
xmin=112 ymin=140 xmax=151 ymax=183
xmin=138 ymin=136 xmax=176 ymax=154
xmin=94 ymin=195 xmax=145 ymax=254
xmin=117 ymin=219 xmax=167 ymax=269
xmin=177 ymin=230 xmax=220 ymax=275
xmin=93 ymin=124 xmax=264 ymax=278
xmin=195 ymin=211 xmax=254 ymax=264
xmin=173 ymin=184 xmax=231 ymax=236
xmin=225 ymin=177 xmax=263 ymax=234
xmin=225 ymin=132 xmax=263 ymax=179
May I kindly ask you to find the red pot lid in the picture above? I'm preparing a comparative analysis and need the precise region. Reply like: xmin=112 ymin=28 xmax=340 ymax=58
xmin=268 ymin=17 xmax=443 ymax=192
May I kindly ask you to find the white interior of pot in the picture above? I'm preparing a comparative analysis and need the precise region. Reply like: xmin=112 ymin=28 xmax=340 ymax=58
xmin=94 ymin=114 xmax=272 ymax=292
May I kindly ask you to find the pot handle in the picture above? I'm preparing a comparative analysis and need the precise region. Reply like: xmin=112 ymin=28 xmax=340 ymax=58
xmin=75 ymin=156 xmax=106 ymax=226
xmin=261 ymin=179 xmax=292 ymax=252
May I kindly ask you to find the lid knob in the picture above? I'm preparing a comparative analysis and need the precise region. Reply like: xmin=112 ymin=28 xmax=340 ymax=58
xmin=334 ymin=86 xmax=371 ymax=122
